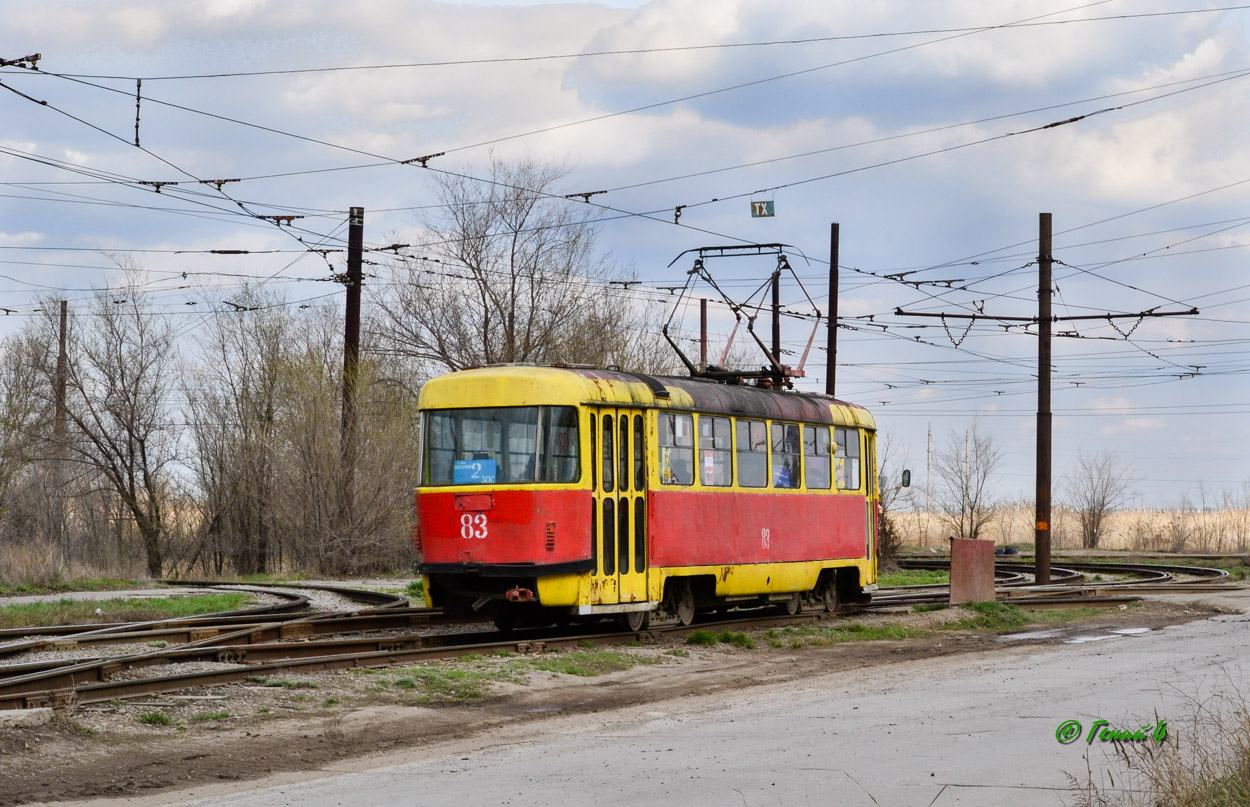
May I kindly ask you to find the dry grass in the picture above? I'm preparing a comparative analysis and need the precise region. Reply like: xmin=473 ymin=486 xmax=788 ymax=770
xmin=897 ymin=503 xmax=1250 ymax=553
xmin=1068 ymin=685 xmax=1250 ymax=806
xmin=0 ymin=541 xmax=139 ymax=589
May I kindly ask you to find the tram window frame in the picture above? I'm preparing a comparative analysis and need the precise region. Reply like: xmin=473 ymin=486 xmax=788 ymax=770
xmin=771 ymin=422 xmax=801 ymax=489
xmin=835 ymin=427 xmax=862 ymax=491
xmin=736 ymin=419 xmax=768 ymax=488
xmin=425 ymin=406 xmax=579 ymax=486
xmin=602 ymin=414 xmax=615 ymax=493
xmin=538 ymin=406 xmax=580 ymax=483
xmin=804 ymin=425 xmax=832 ymax=490
xmin=590 ymin=414 xmax=597 ymax=490
xmin=618 ymin=414 xmax=630 ymax=493
xmin=698 ymin=415 xmax=733 ymax=487
xmin=633 ymin=415 xmax=645 ymax=490
xmin=657 ymin=412 xmax=694 ymax=486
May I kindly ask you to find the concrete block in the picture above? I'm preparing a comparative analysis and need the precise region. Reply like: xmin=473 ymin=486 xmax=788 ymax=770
xmin=949 ymin=537 xmax=996 ymax=604
xmin=0 ymin=708 xmax=53 ymax=729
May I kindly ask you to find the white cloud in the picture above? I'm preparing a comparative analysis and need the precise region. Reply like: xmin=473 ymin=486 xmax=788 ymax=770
xmin=1099 ymin=417 xmax=1165 ymax=436
xmin=0 ymin=231 xmax=44 ymax=246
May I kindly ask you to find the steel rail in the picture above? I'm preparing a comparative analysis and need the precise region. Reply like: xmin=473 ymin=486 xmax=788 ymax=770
xmin=0 ymin=563 xmax=1236 ymax=711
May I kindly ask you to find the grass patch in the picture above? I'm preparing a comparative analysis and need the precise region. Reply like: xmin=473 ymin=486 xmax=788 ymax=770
xmin=530 ymin=648 xmax=652 ymax=677
xmin=406 ymin=578 xmax=425 ymax=601
xmin=0 ymin=577 xmax=144 ymax=597
xmin=912 ymin=603 xmax=948 ymax=613
xmin=684 ymin=629 xmax=756 ymax=649
xmin=780 ymin=622 xmax=926 ymax=647
xmin=665 ymin=648 xmax=689 ymax=658
xmin=323 ymin=698 xmax=340 ymax=707
xmin=138 ymin=711 xmax=173 ymax=727
xmin=944 ymin=601 xmax=1030 ymax=631
xmin=1026 ymin=605 xmax=1122 ymax=624
xmin=717 ymin=630 xmax=755 ymax=649
xmin=879 ymin=568 xmax=951 ymax=587
xmin=387 ymin=666 xmax=504 ymax=702
xmin=686 ymin=629 xmax=717 ymax=646
xmin=0 ymin=593 xmax=254 ymax=629
xmin=190 ymin=710 xmax=230 ymax=723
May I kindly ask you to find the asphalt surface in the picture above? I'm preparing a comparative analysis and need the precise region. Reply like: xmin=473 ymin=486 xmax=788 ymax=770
xmin=52 ymin=590 xmax=1250 ymax=807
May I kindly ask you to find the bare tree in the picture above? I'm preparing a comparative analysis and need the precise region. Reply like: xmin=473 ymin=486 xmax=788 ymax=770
xmin=1063 ymin=449 xmax=1136 ymax=550
xmin=375 ymin=156 xmax=667 ymax=373
xmin=60 ymin=285 xmax=180 ymax=577
xmin=931 ymin=423 xmax=1002 ymax=540
xmin=876 ymin=429 xmax=913 ymax=569
xmin=186 ymin=288 xmax=292 ymax=575
xmin=0 ymin=330 xmax=59 ymax=565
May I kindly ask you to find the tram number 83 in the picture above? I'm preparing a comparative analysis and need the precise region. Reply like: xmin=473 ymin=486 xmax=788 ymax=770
xmin=460 ymin=513 xmax=488 ymax=539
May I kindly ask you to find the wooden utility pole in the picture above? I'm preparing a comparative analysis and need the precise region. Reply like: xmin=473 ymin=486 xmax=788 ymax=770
xmin=826 ymin=223 xmax=839 ymax=397
xmin=54 ymin=300 xmax=68 ymax=566
xmin=1035 ymin=213 xmax=1053 ymax=584
xmin=342 ymin=207 xmax=363 ymax=522
xmin=342 ymin=208 xmax=363 ymax=440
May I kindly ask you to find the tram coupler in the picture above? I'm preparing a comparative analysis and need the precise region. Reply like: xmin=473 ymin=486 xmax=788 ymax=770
xmin=504 ymin=587 xmax=535 ymax=603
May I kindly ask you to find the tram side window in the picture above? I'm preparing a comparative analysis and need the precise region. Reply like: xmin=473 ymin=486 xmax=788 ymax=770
xmin=698 ymin=416 xmax=732 ymax=487
xmin=424 ymin=407 xmax=540 ymax=485
xmin=771 ymin=422 xmax=801 ymax=489
xmin=804 ymin=425 xmax=832 ymax=490
xmin=658 ymin=412 xmax=694 ymax=485
xmin=835 ymin=427 xmax=861 ymax=490
xmin=602 ymin=415 xmax=615 ymax=492
xmin=539 ymin=407 xmax=580 ymax=483
xmin=736 ymin=419 xmax=768 ymax=488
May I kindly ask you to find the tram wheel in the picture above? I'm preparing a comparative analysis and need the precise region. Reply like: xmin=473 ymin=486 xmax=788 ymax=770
xmin=782 ymin=593 xmax=802 ymax=616
xmin=819 ymin=580 xmax=839 ymax=613
xmin=621 ymin=609 xmax=651 ymax=632
xmin=673 ymin=580 xmax=695 ymax=626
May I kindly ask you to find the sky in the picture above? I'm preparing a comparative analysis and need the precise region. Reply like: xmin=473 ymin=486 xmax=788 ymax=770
xmin=1 ymin=0 xmax=1248 ymax=507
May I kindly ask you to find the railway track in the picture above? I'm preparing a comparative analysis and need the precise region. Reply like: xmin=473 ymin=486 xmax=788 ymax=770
xmin=0 ymin=560 xmax=1240 ymax=711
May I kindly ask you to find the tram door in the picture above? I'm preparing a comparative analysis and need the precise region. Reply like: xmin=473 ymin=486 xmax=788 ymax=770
xmin=590 ymin=408 xmax=649 ymax=605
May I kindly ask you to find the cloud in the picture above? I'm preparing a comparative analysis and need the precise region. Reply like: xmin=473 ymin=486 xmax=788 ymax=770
xmin=1099 ymin=417 xmax=1165 ymax=436
xmin=0 ymin=231 xmax=45 ymax=247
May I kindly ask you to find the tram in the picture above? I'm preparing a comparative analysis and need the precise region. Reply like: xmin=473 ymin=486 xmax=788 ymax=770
xmin=412 ymin=364 xmax=879 ymax=629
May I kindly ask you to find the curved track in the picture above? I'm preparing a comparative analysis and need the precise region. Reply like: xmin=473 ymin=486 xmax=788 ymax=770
xmin=0 ymin=560 xmax=1240 ymax=711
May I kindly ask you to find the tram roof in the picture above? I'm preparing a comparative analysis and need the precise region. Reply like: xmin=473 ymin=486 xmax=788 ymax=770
xmin=419 ymin=365 xmax=876 ymax=430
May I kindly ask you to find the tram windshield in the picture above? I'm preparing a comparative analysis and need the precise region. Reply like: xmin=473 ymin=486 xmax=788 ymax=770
xmin=423 ymin=406 xmax=580 ymax=485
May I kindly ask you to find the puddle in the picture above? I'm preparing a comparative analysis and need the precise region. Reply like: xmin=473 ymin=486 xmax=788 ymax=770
xmin=1064 ymin=634 xmax=1120 ymax=644
xmin=999 ymin=629 xmax=1063 ymax=642
xmin=1110 ymin=627 xmax=1151 ymax=635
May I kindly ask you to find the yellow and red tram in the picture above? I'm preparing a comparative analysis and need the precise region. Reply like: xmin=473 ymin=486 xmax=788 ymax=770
xmin=413 ymin=365 xmax=879 ymax=629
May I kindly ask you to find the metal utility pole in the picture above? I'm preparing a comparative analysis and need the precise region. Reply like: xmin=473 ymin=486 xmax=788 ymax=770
xmin=893 ymin=212 xmax=1199 ymax=566
xmin=342 ymin=207 xmax=364 ymax=517
xmin=826 ymin=222 xmax=839 ymax=397
xmin=1035 ymin=213 xmax=1053 ymax=585
xmin=699 ymin=298 xmax=708 ymax=372
xmin=771 ymin=269 xmax=782 ymax=387
xmin=926 ymin=423 xmax=932 ymax=542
